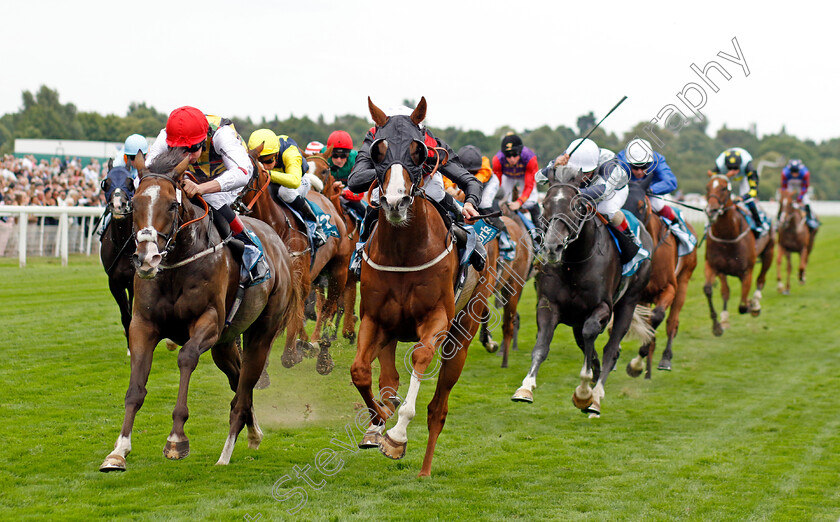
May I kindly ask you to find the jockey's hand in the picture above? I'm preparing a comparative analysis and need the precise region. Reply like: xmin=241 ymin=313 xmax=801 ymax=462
xmin=726 ymin=169 xmax=739 ymax=178
xmin=182 ymin=179 xmax=219 ymax=198
xmin=182 ymin=178 xmax=202 ymax=198
xmin=555 ymin=153 xmax=571 ymax=166
xmin=508 ymin=200 xmax=522 ymax=211
xmin=331 ymin=181 xmax=343 ymax=193
xmin=462 ymin=202 xmax=480 ymax=223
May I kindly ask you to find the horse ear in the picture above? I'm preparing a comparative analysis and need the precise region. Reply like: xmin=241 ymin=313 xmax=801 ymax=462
xmin=107 ymin=158 xmax=113 ymax=171
xmin=368 ymin=97 xmax=388 ymax=127
xmin=707 ymin=170 xmax=715 ymax=177
xmin=411 ymin=97 xmax=427 ymax=126
xmin=173 ymin=156 xmax=191 ymax=181
xmin=133 ymin=151 xmax=148 ymax=177
xmin=249 ymin=142 xmax=264 ymax=160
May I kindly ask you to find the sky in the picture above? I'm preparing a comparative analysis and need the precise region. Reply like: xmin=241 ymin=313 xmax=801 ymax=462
xmin=3 ymin=0 xmax=838 ymax=145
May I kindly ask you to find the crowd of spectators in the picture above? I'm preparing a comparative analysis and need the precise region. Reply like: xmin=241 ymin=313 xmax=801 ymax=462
xmin=0 ymin=154 xmax=107 ymax=222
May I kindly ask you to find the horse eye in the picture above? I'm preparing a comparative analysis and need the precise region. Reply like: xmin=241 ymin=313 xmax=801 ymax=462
xmin=169 ymin=201 xmax=179 ymax=211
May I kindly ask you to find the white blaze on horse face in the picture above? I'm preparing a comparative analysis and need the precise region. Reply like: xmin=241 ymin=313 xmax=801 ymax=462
xmin=383 ymin=165 xmax=407 ymax=206
xmin=138 ymin=185 xmax=161 ymax=230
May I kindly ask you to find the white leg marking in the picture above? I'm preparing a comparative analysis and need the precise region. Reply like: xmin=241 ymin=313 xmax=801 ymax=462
xmin=167 ymin=432 xmax=188 ymax=443
xmin=520 ymin=375 xmax=537 ymax=392
xmin=386 ymin=372 xmax=421 ymax=444
xmin=630 ymin=355 xmax=644 ymax=372
xmin=216 ymin=435 xmax=236 ymax=466
xmin=113 ymin=434 xmax=132 ymax=457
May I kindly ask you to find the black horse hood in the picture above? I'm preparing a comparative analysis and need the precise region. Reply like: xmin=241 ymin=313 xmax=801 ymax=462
xmin=371 ymin=116 xmax=426 ymax=184
xmin=103 ymin=167 xmax=135 ymax=200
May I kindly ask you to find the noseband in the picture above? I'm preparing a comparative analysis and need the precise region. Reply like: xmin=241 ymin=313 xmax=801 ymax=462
xmin=135 ymin=173 xmax=209 ymax=260
xmin=544 ymin=183 xmax=592 ymax=251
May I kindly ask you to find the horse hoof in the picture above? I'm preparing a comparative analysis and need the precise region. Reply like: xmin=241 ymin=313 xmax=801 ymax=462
xmin=738 ymin=305 xmax=749 ymax=314
xmin=572 ymin=391 xmax=593 ymax=410
xmin=99 ymin=454 xmax=127 ymax=472
xmin=511 ymin=388 xmax=533 ymax=403
xmin=359 ymin=429 xmax=382 ymax=449
xmin=297 ymin=340 xmax=318 ymax=358
xmin=588 ymin=412 xmax=601 ymax=419
xmin=777 ymin=282 xmax=785 ymax=293
xmin=280 ymin=348 xmax=303 ymax=368
xmin=379 ymin=433 xmax=407 ymax=460
xmin=658 ymin=360 xmax=672 ymax=371
xmin=783 ymin=289 xmax=791 ymax=295
xmin=254 ymin=368 xmax=271 ymax=390
xmin=750 ymin=307 xmax=761 ymax=317
xmin=316 ymin=349 xmax=334 ymax=375
xmin=343 ymin=330 xmax=356 ymax=343
xmin=713 ymin=323 xmax=724 ymax=337
xmin=584 ymin=399 xmax=601 ymax=417
xmin=163 ymin=440 xmax=190 ymax=460
xmin=626 ymin=361 xmax=643 ymax=378
xmin=485 ymin=341 xmax=499 ymax=354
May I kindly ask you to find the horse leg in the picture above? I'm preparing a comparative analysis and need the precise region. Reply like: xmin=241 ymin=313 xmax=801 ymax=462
xmin=627 ymin=303 xmax=667 ymax=379
xmin=479 ymin=316 xmax=499 ymax=354
xmin=512 ymin=297 xmax=560 ymax=402
xmin=377 ymin=340 xmax=401 ymax=418
xmin=737 ymin=266 xmax=754 ymax=316
xmin=572 ymin=302 xmax=616 ymax=417
xmin=310 ymin=285 xmax=326 ymax=343
xmin=109 ymin=277 xmax=132 ymax=353
xmin=166 ymin=311 xmax=221 ymax=460
xmin=776 ymin=242 xmax=785 ymax=293
xmin=99 ymin=320 xmax=159 ymax=472
xmin=316 ymin=262 xmax=349 ymax=375
xmin=799 ymin=247 xmax=809 ymax=285
xmin=584 ymin=303 xmax=620 ymax=418
xmin=660 ymin=265 xmax=693 ymax=371
xmin=703 ymin=261 xmax=724 ymax=336
xmin=342 ymin=275 xmax=358 ymax=343
xmin=752 ymin=242 xmax=773 ymax=315
xmin=216 ymin=325 xmax=277 ymax=465
xmin=350 ymin=315 xmax=393 ymax=448
xmin=500 ymin=296 xmax=516 ymax=368
xmin=783 ymin=250 xmax=792 ymax=294
xmin=380 ymin=311 xmax=450 ymax=461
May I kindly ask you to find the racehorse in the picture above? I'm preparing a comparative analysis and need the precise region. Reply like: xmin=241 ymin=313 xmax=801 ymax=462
xmin=99 ymin=166 xmax=136 ymax=350
xmin=236 ymin=148 xmax=351 ymax=375
xmin=303 ymin=150 xmax=361 ymax=343
xmin=99 ymin=150 xmax=299 ymax=472
xmin=511 ymin=165 xmax=653 ymax=418
xmin=703 ymin=172 xmax=774 ymax=335
xmin=776 ymin=188 xmax=817 ymax=294
xmin=350 ymin=97 xmax=495 ymax=476
xmin=622 ymin=177 xmax=697 ymax=377
xmin=477 ymin=207 xmax=534 ymax=368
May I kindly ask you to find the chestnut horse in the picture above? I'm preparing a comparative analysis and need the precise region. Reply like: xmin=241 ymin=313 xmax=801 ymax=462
xmin=622 ymin=178 xmax=697 ymax=377
xmin=776 ymin=189 xmax=817 ymax=294
xmin=99 ymin=167 xmax=136 ymax=351
xmin=703 ymin=173 xmax=774 ymax=336
xmin=99 ymin=150 xmax=299 ymax=472
xmin=236 ymin=150 xmax=351 ymax=374
xmin=511 ymin=166 xmax=654 ymax=417
xmin=350 ymin=97 xmax=495 ymax=476
xmin=477 ymin=209 xmax=534 ymax=368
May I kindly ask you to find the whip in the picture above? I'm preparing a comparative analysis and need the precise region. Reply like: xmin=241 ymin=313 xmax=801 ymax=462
xmin=567 ymin=95 xmax=628 ymax=156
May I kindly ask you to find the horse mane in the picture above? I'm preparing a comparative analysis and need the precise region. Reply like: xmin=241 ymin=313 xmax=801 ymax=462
xmin=148 ymin=148 xmax=188 ymax=177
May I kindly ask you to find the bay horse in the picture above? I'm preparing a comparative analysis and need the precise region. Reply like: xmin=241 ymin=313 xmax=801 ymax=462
xmin=703 ymin=172 xmax=774 ymax=335
xmin=236 ymin=149 xmax=351 ymax=375
xmin=622 ymin=177 xmax=697 ymax=377
xmin=350 ymin=97 xmax=495 ymax=476
xmin=99 ymin=166 xmax=136 ymax=350
xmin=477 ymin=208 xmax=534 ymax=368
xmin=511 ymin=165 xmax=653 ymax=418
xmin=303 ymin=150 xmax=361 ymax=343
xmin=776 ymin=188 xmax=817 ymax=294
xmin=99 ymin=150 xmax=299 ymax=472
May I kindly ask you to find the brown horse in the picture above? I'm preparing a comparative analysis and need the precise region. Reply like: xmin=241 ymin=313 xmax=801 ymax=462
xmin=776 ymin=189 xmax=817 ymax=294
xmin=350 ymin=97 xmax=495 ymax=476
xmin=304 ymin=150 xmax=362 ymax=343
xmin=623 ymin=179 xmax=698 ymax=377
xmin=477 ymin=208 xmax=534 ymax=368
xmin=99 ymin=150 xmax=299 ymax=472
xmin=703 ymin=172 xmax=774 ymax=335
xmin=237 ymin=150 xmax=351 ymax=374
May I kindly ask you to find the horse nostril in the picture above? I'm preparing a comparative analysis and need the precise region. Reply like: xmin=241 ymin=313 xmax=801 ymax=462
xmin=131 ymin=254 xmax=141 ymax=268
xmin=400 ymin=196 xmax=411 ymax=209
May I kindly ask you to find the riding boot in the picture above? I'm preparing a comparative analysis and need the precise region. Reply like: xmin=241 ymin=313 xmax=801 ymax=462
xmin=616 ymin=227 xmax=642 ymax=265
xmin=451 ymin=224 xmax=486 ymax=272
xmin=234 ymin=229 xmax=269 ymax=284
xmin=481 ymin=207 xmax=514 ymax=251
xmin=526 ymin=204 xmax=544 ymax=249
xmin=441 ymin=193 xmax=463 ymax=225
xmin=349 ymin=204 xmax=379 ymax=277
xmin=746 ymin=199 xmax=766 ymax=236
xmin=289 ymin=196 xmax=327 ymax=248
xmin=804 ymin=204 xmax=818 ymax=228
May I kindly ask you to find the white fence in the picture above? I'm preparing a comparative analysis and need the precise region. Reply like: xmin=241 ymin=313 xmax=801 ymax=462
xmin=0 ymin=205 xmax=105 ymax=267
xmin=1 ymin=201 xmax=839 ymax=268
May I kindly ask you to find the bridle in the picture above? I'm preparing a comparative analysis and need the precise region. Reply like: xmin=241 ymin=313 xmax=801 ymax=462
xmin=705 ymin=174 xmax=734 ymax=224
xmin=135 ymin=172 xmax=210 ymax=261
xmin=543 ymin=182 xmax=594 ymax=254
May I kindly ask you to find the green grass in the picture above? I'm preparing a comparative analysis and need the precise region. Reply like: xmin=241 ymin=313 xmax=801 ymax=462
xmin=2 ymin=219 xmax=840 ymax=520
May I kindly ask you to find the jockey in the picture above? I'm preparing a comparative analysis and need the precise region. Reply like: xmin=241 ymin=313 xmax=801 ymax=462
xmin=491 ymin=133 xmax=541 ymax=228
xmin=546 ymin=138 xmax=649 ymax=275
xmin=456 ymin=145 xmax=514 ymax=251
xmin=247 ymin=129 xmax=327 ymax=247
xmin=145 ymin=106 xmax=268 ymax=284
xmin=781 ymin=159 xmax=817 ymax=227
xmin=617 ymin=138 xmax=695 ymax=253
xmin=112 ymin=134 xmax=148 ymax=192
xmin=322 ymin=130 xmax=367 ymax=220
xmin=712 ymin=147 xmax=767 ymax=236
xmin=347 ymin=106 xmax=484 ymax=276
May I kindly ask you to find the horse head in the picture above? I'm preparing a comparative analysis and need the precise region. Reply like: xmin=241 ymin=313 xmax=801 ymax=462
xmin=625 ymin=174 xmax=653 ymax=224
xmin=541 ymin=165 xmax=594 ymax=264
xmin=131 ymin=150 xmax=192 ymax=279
xmin=368 ymin=97 xmax=428 ymax=225
xmin=778 ymin=188 xmax=801 ymax=229
xmin=102 ymin=167 xmax=135 ymax=219
xmin=705 ymin=172 xmax=735 ymax=224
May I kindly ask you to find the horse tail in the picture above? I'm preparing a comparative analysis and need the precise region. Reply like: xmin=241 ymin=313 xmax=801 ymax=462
xmin=625 ymin=305 xmax=656 ymax=345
